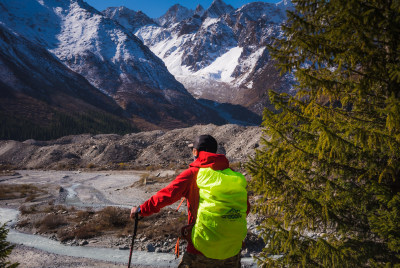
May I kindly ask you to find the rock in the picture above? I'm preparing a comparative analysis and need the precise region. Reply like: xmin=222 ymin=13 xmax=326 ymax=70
xmin=0 ymin=125 xmax=261 ymax=170
xmin=241 ymin=248 xmax=250 ymax=257
xmin=119 ymin=245 xmax=129 ymax=250
xmin=155 ymin=248 xmax=162 ymax=253
xmin=79 ymin=240 xmax=88 ymax=246
xmin=140 ymin=237 xmax=147 ymax=242
xmin=146 ymin=243 xmax=155 ymax=252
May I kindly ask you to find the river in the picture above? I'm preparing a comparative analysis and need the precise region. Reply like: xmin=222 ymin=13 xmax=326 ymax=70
xmin=0 ymin=207 xmax=256 ymax=267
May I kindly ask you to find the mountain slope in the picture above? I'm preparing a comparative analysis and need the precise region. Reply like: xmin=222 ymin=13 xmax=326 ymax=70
xmin=0 ymin=0 xmax=225 ymax=129
xmin=130 ymin=0 xmax=294 ymax=114
xmin=202 ymin=0 xmax=235 ymax=18
xmin=156 ymin=4 xmax=194 ymax=27
xmin=0 ymin=23 xmax=136 ymax=140
xmin=0 ymin=124 xmax=261 ymax=169
xmin=103 ymin=6 xmax=157 ymax=33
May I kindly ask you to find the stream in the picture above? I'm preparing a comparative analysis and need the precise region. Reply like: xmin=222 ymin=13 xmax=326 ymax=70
xmin=0 ymin=170 xmax=256 ymax=267
xmin=0 ymin=207 xmax=178 ymax=267
xmin=0 ymin=207 xmax=256 ymax=267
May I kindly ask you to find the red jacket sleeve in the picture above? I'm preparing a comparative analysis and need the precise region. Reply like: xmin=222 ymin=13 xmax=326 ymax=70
xmin=140 ymin=168 xmax=195 ymax=217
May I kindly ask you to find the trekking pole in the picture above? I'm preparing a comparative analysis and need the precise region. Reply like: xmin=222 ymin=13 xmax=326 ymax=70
xmin=128 ymin=211 xmax=139 ymax=268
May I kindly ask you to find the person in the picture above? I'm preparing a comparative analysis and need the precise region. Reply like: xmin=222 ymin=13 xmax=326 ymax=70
xmin=130 ymin=135 xmax=250 ymax=268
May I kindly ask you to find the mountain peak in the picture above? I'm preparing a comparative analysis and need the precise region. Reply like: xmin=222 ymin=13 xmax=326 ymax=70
xmin=169 ymin=4 xmax=187 ymax=12
xmin=204 ymin=0 xmax=235 ymax=18
xmin=195 ymin=4 xmax=205 ymax=16
xmin=103 ymin=6 xmax=157 ymax=31
xmin=157 ymin=4 xmax=194 ymax=26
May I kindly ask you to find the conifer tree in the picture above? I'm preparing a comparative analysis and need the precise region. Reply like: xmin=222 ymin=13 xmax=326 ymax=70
xmin=248 ymin=0 xmax=400 ymax=266
xmin=0 ymin=223 xmax=18 ymax=268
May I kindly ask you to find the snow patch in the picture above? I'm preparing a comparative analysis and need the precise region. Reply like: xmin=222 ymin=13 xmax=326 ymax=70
xmin=202 ymin=17 xmax=220 ymax=29
xmin=196 ymin=46 xmax=243 ymax=83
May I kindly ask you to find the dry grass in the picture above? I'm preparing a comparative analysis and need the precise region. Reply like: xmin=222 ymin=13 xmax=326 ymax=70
xmin=145 ymin=164 xmax=163 ymax=171
xmin=19 ymin=204 xmax=38 ymax=214
xmin=97 ymin=206 xmax=129 ymax=228
xmin=57 ymin=228 xmax=76 ymax=242
xmin=25 ymin=194 xmax=38 ymax=202
xmin=36 ymin=214 xmax=66 ymax=232
xmin=117 ymin=162 xmax=128 ymax=170
xmin=75 ymin=210 xmax=93 ymax=220
xmin=56 ymin=207 xmax=129 ymax=241
xmin=136 ymin=209 xmax=187 ymax=240
xmin=16 ymin=219 xmax=30 ymax=228
xmin=74 ymin=224 xmax=100 ymax=239
xmin=0 ymin=184 xmax=46 ymax=200
xmin=86 ymin=163 xmax=96 ymax=169
xmin=19 ymin=204 xmax=68 ymax=215
xmin=17 ymin=204 xmax=186 ymax=247
xmin=55 ymin=163 xmax=78 ymax=170
xmin=0 ymin=164 xmax=17 ymax=171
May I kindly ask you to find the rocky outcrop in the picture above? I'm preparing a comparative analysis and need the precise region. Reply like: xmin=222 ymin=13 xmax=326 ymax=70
xmin=102 ymin=6 xmax=158 ymax=32
xmin=131 ymin=1 xmax=294 ymax=115
xmin=0 ymin=124 xmax=262 ymax=169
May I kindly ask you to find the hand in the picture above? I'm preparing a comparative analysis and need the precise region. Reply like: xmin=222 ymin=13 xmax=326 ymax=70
xmin=130 ymin=206 xmax=140 ymax=219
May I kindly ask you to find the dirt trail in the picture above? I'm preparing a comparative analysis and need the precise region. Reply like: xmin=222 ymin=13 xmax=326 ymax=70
xmin=0 ymin=124 xmax=264 ymax=267
xmin=1 ymin=170 xmax=261 ymax=267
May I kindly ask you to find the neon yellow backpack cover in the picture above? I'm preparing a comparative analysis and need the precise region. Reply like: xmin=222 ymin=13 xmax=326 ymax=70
xmin=192 ymin=167 xmax=248 ymax=259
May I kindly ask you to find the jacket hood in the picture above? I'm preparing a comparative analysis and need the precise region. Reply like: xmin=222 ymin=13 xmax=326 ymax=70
xmin=189 ymin=151 xmax=229 ymax=170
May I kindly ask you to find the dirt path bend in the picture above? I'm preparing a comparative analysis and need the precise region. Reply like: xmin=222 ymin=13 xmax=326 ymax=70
xmin=8 ymin=245 xmax=131 ymax=268
xmin=1 ymin=170 xmax=259 ymax=267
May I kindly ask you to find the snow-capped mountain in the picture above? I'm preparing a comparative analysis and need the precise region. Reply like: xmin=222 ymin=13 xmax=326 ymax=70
xmin=156 ymin=4 xmax=194 ymax=27
xmin=0 ymin=22 xmax=134 ymax=137
xmin=103 ymin=6 xmax=157 ymax=33
xmin=202 ymin=0 xmax=235 ymax=18
xmin=109 ymin=0 xmax=293 ymax=114
xmin=0 ymin=0 xmax=226 ymax=129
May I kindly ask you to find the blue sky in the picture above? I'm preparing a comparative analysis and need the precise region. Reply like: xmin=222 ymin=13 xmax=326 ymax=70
xmin=85 ymin=0 xmax=281 ymax=18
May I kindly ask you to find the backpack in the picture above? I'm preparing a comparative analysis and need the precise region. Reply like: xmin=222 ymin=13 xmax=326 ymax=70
xmin=191 ymin=167 xmax=248 ymax=260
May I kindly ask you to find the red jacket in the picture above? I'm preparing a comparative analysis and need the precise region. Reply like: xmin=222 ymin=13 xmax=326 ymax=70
xmin=140 ymin=151 xmax=250 ymax=255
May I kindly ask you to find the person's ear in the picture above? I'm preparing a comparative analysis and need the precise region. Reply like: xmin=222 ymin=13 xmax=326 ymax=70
xmin=193 ymin=148 xmax=199 ymax=157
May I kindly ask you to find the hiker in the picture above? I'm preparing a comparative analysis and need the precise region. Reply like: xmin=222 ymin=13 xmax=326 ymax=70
xmin=130 ymin=134 xmax=250 ymax=267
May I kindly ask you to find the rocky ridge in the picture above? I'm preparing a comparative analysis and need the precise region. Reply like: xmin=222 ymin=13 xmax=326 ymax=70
xmin=0 ymin=0 xmax=226 ymax=129
xmin=0 ymin=23 xmax=135 ymax=140
xmin=120 ymin=0 xmax=295 ymax=114
xmin=0 ymin=124 xmax=262 ymax=170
